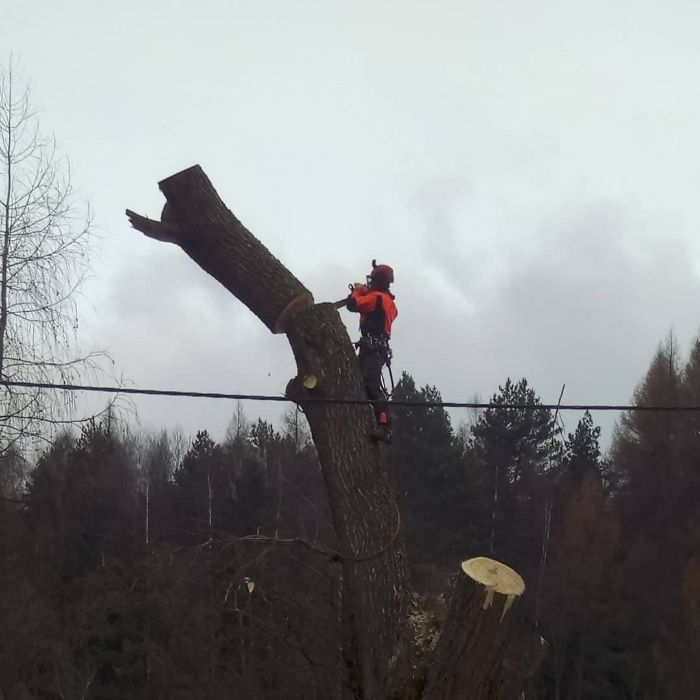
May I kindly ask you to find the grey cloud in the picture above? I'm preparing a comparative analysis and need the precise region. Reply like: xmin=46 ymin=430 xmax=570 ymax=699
xmin=397 ymin=195 xmax=700 ymax=445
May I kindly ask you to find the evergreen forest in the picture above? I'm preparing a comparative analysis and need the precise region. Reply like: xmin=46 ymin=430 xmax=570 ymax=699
xmin=1 ymin=334 xmax=699 ymax=699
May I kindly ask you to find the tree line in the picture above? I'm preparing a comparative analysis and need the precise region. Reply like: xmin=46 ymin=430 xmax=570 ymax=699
xmin=1 ymin=332 xmax=699 ymax=699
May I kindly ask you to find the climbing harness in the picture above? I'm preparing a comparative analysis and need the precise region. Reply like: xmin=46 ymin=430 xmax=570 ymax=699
xmin=355 ymin=334 xmax=390 ymax=352
xmin=354 ymin=334 xmax=395 ymax=404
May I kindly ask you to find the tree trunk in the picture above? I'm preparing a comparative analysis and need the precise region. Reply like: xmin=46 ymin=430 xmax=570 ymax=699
xmin=126 ymin=165 xmax=530 ymax=700
xmin=127 ymin=165 xmax=409 ymax=698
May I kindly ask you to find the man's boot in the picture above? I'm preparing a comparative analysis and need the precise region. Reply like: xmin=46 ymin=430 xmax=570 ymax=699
xmin=368 ymin=425 xmax=392 ymax=444
xmin=368 ymin=411 xmax=392 ymax=444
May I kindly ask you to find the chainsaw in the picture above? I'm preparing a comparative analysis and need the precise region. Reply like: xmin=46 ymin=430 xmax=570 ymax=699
xmin=333 ymin=283 xmax=367 ymax=308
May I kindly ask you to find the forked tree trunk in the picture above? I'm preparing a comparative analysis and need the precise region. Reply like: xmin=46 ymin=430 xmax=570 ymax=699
xmin=126 ymin=165 xmax=529 ymax=699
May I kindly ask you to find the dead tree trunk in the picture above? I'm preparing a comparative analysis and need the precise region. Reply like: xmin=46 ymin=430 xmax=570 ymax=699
xmin=127 ymin=165 xmax=529 ymax=700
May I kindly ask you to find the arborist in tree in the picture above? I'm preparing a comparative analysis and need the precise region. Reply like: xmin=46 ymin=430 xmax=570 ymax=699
xmin=344 ymin=260 xmax=397 ymax=444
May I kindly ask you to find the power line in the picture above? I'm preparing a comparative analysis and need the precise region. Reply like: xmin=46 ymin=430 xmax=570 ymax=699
xmin=2 ymin=379 xmax=699 ymax=412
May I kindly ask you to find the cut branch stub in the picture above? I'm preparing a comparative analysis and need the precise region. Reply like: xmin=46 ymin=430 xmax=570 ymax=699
xmin=423 ymin=557 xmax=525 ymax=700
xmin=125 ymin=209 xmax=182 ymax=245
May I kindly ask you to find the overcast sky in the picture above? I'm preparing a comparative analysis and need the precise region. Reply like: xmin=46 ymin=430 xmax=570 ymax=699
xmin=4 ymin=0 xmax=700 ymax=447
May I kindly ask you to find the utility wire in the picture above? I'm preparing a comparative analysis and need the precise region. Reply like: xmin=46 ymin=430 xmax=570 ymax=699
xmin=2 ymin=379 xmax=700 ymax=412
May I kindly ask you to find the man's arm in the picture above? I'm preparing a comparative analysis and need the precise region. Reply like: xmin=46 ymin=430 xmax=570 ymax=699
xmin=347 ymin=286 xmax=381 ymax=314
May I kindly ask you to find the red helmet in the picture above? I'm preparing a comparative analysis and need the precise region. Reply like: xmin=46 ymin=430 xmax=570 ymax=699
xmin=368 ymin=260 xmax=394 ymax=287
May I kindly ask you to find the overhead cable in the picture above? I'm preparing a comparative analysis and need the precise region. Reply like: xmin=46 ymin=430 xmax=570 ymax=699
xmin=1 ymin=379 xmax=699 ymax=412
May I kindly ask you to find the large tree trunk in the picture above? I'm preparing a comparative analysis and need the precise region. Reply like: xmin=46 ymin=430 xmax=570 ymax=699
xmin=127 ymin=165 xmax=409 ymax=698
xmin=126 ymin=165 xmax=529 ymax=699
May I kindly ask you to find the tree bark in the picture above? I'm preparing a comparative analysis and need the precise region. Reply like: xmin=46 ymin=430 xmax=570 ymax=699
xmin=126 ymin=165 xmax=529 ymax=700
xmin=127 ymin=165 xmax=409 ymax=698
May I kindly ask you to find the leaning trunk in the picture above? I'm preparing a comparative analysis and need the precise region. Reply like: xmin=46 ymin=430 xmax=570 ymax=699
xmin=128 ymin=166 xmax=410 ymax=698
xmin=127 ymin=166 xmax=532 ymax=699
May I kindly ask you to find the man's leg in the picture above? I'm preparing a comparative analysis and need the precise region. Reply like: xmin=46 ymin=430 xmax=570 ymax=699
xmin=359 ymin=349 xmax=391 ymax=443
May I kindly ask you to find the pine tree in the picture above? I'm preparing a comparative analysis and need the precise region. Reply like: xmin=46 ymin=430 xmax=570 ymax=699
xmin=173 ymin=430 xmax=222 ymax=543
xmin=563 ymin=411 xmax=607 ymax=483
xmin=392 ymin=372 xmax=480 ymax=589
xmin=470 ymin=378 xmax=559 ymax=571
xmin=26 ymin=422 xmax=138 ymax=580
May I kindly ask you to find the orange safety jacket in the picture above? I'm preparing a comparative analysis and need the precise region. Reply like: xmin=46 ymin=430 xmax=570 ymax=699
xmin=347 ymin=288 xmax=397 ymax=338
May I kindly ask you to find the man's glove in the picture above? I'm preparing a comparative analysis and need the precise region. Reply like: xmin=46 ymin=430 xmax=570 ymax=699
xmin=351 ymin=282 xmax=368 ymax=294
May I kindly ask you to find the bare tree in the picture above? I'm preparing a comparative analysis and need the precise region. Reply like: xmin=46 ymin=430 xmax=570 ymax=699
xmin=0 ymin=57 xmax=98 ymax=455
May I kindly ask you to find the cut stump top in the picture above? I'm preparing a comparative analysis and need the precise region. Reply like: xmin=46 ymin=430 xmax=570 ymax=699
xmin=461 ymin=557 xmax=525 ymax=596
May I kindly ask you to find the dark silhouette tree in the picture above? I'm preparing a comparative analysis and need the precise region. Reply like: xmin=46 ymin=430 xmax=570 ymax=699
xmin=538 ymin=475 xmax=630 ymax=700
xmin=610 ymin=333 xmax=695 ymax=696
xmin=471 ymin=378 xmax=559 ymax=571
xmin=563 ymin=411 xmax=608 ymax=485
xmin=393 ymin=372 xmax=485 ymax=590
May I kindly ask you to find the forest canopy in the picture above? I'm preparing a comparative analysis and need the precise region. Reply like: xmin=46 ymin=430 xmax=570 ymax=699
xmin=2 ymin=331 xmax=700 ymax=698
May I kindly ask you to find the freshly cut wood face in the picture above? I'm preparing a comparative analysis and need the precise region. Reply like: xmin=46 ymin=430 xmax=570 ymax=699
xmin=273 ymin=292 xmax=315 ymax=333
xmin=461 ymin=557 xmax=526 ymax=596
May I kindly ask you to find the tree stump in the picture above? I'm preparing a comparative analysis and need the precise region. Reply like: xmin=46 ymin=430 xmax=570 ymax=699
xmin=423 ymin=557 xmax=525 ymax=700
